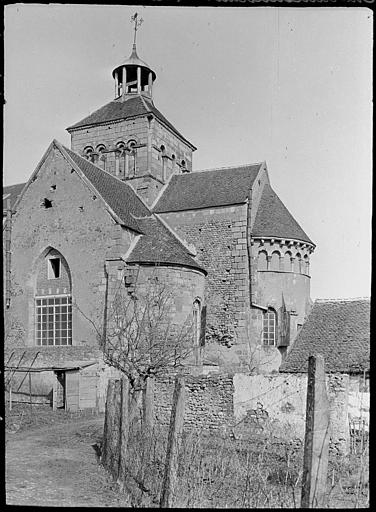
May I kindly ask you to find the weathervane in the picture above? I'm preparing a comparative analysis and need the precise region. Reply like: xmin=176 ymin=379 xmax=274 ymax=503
xmin=131 ymin=12 xmax=144 ymax=46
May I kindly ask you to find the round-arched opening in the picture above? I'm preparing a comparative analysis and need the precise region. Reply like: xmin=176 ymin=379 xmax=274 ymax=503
xmin=257 ymin=250 xmax=268 ymax=271
xmin=34 ymin=248 xmax=72 ymax=346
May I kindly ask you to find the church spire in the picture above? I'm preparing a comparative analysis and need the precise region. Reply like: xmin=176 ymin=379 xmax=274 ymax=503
xmin=112 ymin=13 xmax=156 ymax=101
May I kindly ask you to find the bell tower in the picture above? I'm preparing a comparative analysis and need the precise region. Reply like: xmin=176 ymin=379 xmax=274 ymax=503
xmin=112 ymin=13 xmax=156 ymax=102
xmin=67 ymin=14 xmax=196 ymax=206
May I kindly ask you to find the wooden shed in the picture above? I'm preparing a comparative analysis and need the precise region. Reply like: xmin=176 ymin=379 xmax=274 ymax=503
xmin=52 ymin=360 xmax=99 ymax=412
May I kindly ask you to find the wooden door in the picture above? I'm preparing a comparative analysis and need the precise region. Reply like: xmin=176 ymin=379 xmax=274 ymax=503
xmin=79 ymin=371 xmax=97 ymax=410
xmin=65 ymin=371 xmax=79 ymax=411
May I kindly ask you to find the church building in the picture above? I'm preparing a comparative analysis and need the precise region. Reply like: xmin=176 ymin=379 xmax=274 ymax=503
xmin=4 ymin=25 xmax=315 ymax=402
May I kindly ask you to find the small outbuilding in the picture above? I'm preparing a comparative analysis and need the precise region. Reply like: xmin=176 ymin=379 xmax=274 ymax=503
xmin=51 ymin=360 xmax=99 ymax=412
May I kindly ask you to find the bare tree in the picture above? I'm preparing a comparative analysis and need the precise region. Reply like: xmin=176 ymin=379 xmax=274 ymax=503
xmin=79 ymin=267 xmax=196 ymax=423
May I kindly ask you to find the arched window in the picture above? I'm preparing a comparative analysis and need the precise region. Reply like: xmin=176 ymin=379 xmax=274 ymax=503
xmin=294 ymin=253 xmax=302 ymax=273
xmin=127 ymin=140 xmax=137 ymax=176
xmin=263 ymin=308 xmax=277 ymax=346
xmin=257 ymin=250 xmax=268 ymax=271
xmin=35 ymin=248 xmax=72 ymax=346
xmin=115 ymin=142 xmax=125 ymax=177
xmin=270 ymin=251 xmax=281 ymax=271
xmin=303 ymin=255 xmax=310 ymax=275
xmin=193 ymin=299 xmax=201 ymax=365
xmin=96 ymin=145 xmax=107 ymax=170
xmin=193 ymin=299 xmax=201 ymax=347
xmin=83 ymin=146 xmax=93 ymax=160
xmin=284 ymin=251 xmax=292 ymax=271
xmin=160 ymin=145 xmax=167 ymax=181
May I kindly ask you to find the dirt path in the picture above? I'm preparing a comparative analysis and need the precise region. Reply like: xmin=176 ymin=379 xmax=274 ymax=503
xmin=6 ymin=415 xmax=128 ymax=507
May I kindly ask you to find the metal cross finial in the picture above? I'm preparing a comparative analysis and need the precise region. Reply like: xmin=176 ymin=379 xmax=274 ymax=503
xmin=130 ymin=12 xmax=144 ymax=46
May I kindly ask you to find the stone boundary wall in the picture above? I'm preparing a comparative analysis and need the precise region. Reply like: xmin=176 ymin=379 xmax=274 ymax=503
xmin=233 ymin=373 xmax=350 ymax=451
xmin=154 ymin=374 xmax=234 ymax=434
xmin=154 ymin=372 xmax=351 ymax=451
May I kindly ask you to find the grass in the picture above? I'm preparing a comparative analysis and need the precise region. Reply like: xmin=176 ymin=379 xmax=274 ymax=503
xmin=6 ymin=404 xmax=368 ymax=508
xmin=109 ymin=419 xmax=369 ymax=508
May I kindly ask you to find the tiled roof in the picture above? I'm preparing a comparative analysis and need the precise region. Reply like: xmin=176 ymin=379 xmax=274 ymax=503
xmin=61 ymin=143 xmax=203 ymax=270
xmin=3 ymin=182 xmax=26 ymax=212
xmin=127 ymin=216 xmax=206 ymax=273
xmin=280 ymin=298 xmax=370 ymax=373
xmin=66 ymin=95 xmax=195 ymax=149
xmin=61 ymin=144 xmax=150 ymax=233
xmin=252 ymin=184 xmax=314 ymax=245
xmin=153 ymin=164 xmax=262 ymax=213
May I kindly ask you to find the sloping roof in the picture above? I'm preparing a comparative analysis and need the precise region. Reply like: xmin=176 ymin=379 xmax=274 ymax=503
xmin=66 ymin=95 xmax=195 ymax=149
xmin=280 ymin=298 xmax=370 ymax=374
xmin=6 ymin=361 xmax=98 ymax=372
xmin=3 ymin=182 xmax=26 ymax=212
xmin=127 ymin=216 xmax=206 ymax=273
xmin=153 ymin=164 xmax=262 ymax=213
xmin=60 ymin=144 xmax=150 ymax=233
xmin=252 ymin=183 xmax=314 ymax=245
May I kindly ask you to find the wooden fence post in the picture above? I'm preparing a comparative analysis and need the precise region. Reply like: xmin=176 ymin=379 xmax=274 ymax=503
xmin=118 ymin=376 xmax=130 ymax=486
xmin=160 ymin=376 xmax=186 ymax=508
xmin=101 ymin=379 xmax=115 ymax=470
xmin=301 ymin=354 xmax=330 ymax=508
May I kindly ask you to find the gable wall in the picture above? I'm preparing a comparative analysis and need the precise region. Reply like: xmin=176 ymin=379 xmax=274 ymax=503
xmin=7 ymin=146 xmax=134 ymax=350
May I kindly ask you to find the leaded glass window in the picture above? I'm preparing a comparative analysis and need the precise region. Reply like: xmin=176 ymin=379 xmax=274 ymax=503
xmin=35 ymin=295 xmax=72 ymax=346
xmin=262 ymin=309 xmax=277 ymax=346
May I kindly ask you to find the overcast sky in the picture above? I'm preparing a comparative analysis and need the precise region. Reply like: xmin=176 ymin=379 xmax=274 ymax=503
xmin=4 ymin=5 xmax=372 ymax=301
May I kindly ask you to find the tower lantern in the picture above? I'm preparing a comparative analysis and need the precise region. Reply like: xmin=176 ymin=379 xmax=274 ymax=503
xmin=112 ymin=13 xmax=156 ymax=101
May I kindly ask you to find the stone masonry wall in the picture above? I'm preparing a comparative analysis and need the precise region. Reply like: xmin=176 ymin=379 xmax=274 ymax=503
xmin=151 ymin=371 xmax=351 ymax=451
xmin=159 ymin=205 xmax=249 ymax=340
xmin=133 ymin=265 xmax=206 ymax=326
xmin=154 ymin=374 xmax=234 ymax=434
xmin=233 ymin=373 xmax=350 ymax=451
xmin=8 ymin=145 xmax=134 ymax=350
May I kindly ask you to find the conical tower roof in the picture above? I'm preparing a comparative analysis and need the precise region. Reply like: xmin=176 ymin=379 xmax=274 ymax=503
xmin=112 ymin=44 xmax=156 ymax=81
xmin=252 ymin=184 xmax=314 ymax=245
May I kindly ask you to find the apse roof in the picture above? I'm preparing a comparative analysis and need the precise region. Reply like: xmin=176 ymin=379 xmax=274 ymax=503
xmin=153 ymin=164 xmax=263 ymax=213
xmin=252 ymin=184 xmax=314 ymax=245
xmin=66 ymin=95 xmax=195 ymax=149
xmin=279 ymin=298 xmax=370 ymax=374
xmin=127 ymin=216 xmax=206 ymax=273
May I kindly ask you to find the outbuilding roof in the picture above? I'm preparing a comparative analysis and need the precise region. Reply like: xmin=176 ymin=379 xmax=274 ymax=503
xmin=127 ymin=216 xmax=206 ymax=273
xmin=66 ymin=95 xmax=195 ymax=149
xmin=252 ymin=184 xmax=314 ymax=245
xmin=279 ymin=298 xmax=370 ymax=374
xmin=153 ymin=163 xmax=262 ymax=213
